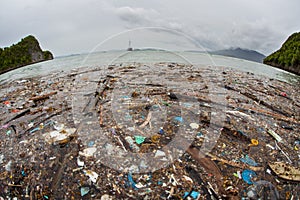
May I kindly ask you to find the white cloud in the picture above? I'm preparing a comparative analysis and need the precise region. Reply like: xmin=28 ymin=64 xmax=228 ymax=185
xmin=0 ymin=0 xmax=299 ymax=55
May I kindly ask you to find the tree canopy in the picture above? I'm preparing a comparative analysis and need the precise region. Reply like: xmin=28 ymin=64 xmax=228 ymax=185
xmin=264 ymin=32 xmax=300 ymax=75
xmin=0 ymin=35 xmax=53 ymax=74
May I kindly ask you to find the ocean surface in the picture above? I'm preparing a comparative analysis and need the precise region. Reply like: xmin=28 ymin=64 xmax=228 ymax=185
xmin=0 ymin=50 xmax=299 ymax=84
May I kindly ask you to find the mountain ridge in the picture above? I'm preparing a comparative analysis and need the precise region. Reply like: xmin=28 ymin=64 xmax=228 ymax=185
xmin=210 ymin=47 xmax=266 ymax=63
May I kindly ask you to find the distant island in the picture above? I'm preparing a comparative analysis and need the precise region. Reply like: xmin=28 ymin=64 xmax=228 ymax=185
xmin=210 ymin=48 xmax=266 ymax=63
xmin=187 ymin=48 xmax=266 ymax=63
xmin=0 ymin=35 xmax=53 ymax=74
xmin=264 ymin=32 xmax=300 ymax=75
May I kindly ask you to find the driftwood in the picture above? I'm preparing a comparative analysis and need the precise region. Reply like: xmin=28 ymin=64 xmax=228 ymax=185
xmin=18 ymin=107 xmax=71 ymax=137
xmin=206 ymin=153 xmax=263 ymax=171
xmin=225 ymin=85 xmax=292 ymax=117
xmin=241 ymin=105 xmax=300 ymax=125
xmin=4 ymin=108 xmax=30 ymax=124
xmin=139 ymin=111 xmax=152 ymax=128
xmin=29 ymin=91 xmax=57 ymax=101
xmin=186 ymin=147 xmax=224 ymax=196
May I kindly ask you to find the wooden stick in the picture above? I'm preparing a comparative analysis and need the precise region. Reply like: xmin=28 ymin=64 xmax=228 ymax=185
xmin=139 ymin=111 xmax=152 ymax=128
xmin=225 ymin=85 xmax=292 ymax=117
xmin=4 ymin=108 xmax=30 ymax=124
xmin=206 ymin=153 xmax=263 ymax=171
xmin=29 ymin=91 xmax=57 ymax=101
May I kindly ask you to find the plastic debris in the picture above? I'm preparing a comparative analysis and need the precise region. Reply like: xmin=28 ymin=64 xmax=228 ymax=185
xmin=174 ymin=116 xmax=183 ymax=123
xmin=6 ymin=130 xmax=12 ymax=136
xmin=274 ymin=141 xmax=292 ymax=164
xmin=125 ymin=136 xmax=140 ymax=151
xmin=5 ymin=161 xmax=12 ymax=172
xmin=128 ymin=173 xmax=137 ymax=189
xmin=151 ymin=135 xmax=160 ymax=143
xmin=0 ymin=155 xmax=4 ymax=164
xmin=226 ymin=110 xmax=254 ymax=121
xmin=242 ymin=169 xmax=257 ymax=184
xmin=183 ymin=191 xmax=200 ymax=199
xmin=135 ymin=182 xmax=146 ymax=189
xmin=189 ymin=123 xmax=199 ymax=129
xmin=1 ymin=124 xmax=10 ymax=129
xmin=268 ymin=162 xmax=300 ymax=181
xmin=134 ymin=135 xmax=146 ymax=144
xmin=233 ymin=171 xmax=242 ymax=179
xmin=88 ymin=140 xmax=95 ymax=147
xmin=280 ymin=92 xmax=287 ymax=97
xmin=246 ymin=180 xmax=279 ymax=199
xmin=267 ymin=129 xmax=283 ymax=143
xmin=0 ymin=61 xmax=299 ymax=199
xmin=21 ymin=169 xmax=26 ymax=177
xmin=83 ymin=170 xmax=99 ymax=183
xmin=80 ymin=187 xmax=90 ymax=196
xmin=237 ymin=130 xmax=248 ymax=137
xmin=240 ymin=155 xmax=258 ymax=166
xmin=77 ymin=157 xmax=84 ymax=167
xmin=79 ymin=147 xmax=97 ymax=157
xmin=101 ymin=194 xmax=113 ymax=200
xmin=44 ymin=128 xmax=76 ymax=144
xmin=250 ymin=139 xmax=259 ymax=146
xmin=196 ymin=132 xmax=203 ymax=138
xmin=154 ymin=150 xmax=166 ymax=158
xmin=182 ymin=175 xmax=193 ymax=183
xmin=158 ymin=128 xmax=164 ymax=135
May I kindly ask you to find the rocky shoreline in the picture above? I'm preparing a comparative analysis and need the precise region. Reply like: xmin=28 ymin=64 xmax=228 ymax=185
xmin=0 ymin=63 xmax=299 ymax=199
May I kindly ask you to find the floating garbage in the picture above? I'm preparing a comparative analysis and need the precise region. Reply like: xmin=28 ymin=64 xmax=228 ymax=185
xmin=101 ymin=194 xmax=113 ymax=200
xmin=242 ymin=169 xmax=257 ymax=184
xmin=174 ymin=116 xmax=183 ymax=123
xmin=125 ymin=136 xmax=140 ymax=151
xmin=0 ymin=155 xmax=3 ymax=164
xmin=158 ymin=128 xmax=164 ymax=135
xmin=189 ymin=123 xmax=199 ymax=129
xmin=250 ymin=139 xmax=259 ymax=146
xmin=268 ymin=162 xmax=300 ymax=181
xmin=267 ymin=129 xmax=283 ymax=143
xmin=246 ymin=180 xmax=279 ymax=199
xmin=183 ymin=190 xmax=200 ymax=199
xmin=240 ymin=155 xmax=258 ymax=166
xmin=154 ymin=150 xmax=166 ymax=158
xmin=128 ymin=173 xmax=137 ymax=189
xmin=134 ymin=135 xmax=146 ymax=144
xmin=77 ymin=157 xmax=84 ymax=167
xmin=0 ymin=62 xmax=299 ymax=199
xmin=80 ymin=187 xmax=90 ymax=196
xmin=83 ymin=170 xmax=99 ymax=183
xmin=151 ymin=135 xmax=160 ymax=143
xmin=6 ymin=130 xmax=11 ymax=136
xmin=79 ymin=147 xmax=97 ymax=157
xmin=5 ymin=161 xmax=12 ymax=172
xmin=44 ymin=127 xmax=76 ymax=145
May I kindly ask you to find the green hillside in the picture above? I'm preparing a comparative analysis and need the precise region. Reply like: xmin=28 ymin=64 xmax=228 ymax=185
xmin=0 ymin=35 xmax=53 ymax=74
xmin=264 ymin=32 xmax=300 ymax=75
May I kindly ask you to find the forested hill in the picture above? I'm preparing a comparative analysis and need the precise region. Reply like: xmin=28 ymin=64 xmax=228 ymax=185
xmin=264 ymin=32 xmax=300 ymax=75
xmin=0 ymin=35 xmax=53 ymax=74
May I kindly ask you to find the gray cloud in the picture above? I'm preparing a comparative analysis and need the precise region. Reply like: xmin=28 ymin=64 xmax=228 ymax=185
xmin=114 ymin=6 xmax=159 ymax=26
xmin=0 ymin=0 xmax=299 ymax=56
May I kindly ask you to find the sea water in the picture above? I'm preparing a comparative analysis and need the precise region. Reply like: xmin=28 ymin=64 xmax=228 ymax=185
xmin=0 ymin=51 xmax=299 ymax=84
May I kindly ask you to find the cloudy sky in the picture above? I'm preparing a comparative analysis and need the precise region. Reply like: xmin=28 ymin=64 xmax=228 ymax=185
xmin=1 ymin=0 xmax=299 ymax=56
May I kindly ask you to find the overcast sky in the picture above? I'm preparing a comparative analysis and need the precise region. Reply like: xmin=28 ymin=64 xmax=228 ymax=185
xmin=1 ymin=0 xmax=299 ymax=56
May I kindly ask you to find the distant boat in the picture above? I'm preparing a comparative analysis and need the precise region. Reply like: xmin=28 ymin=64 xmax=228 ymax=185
xmin=127 ymin=40 xmax=133 ymax=51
